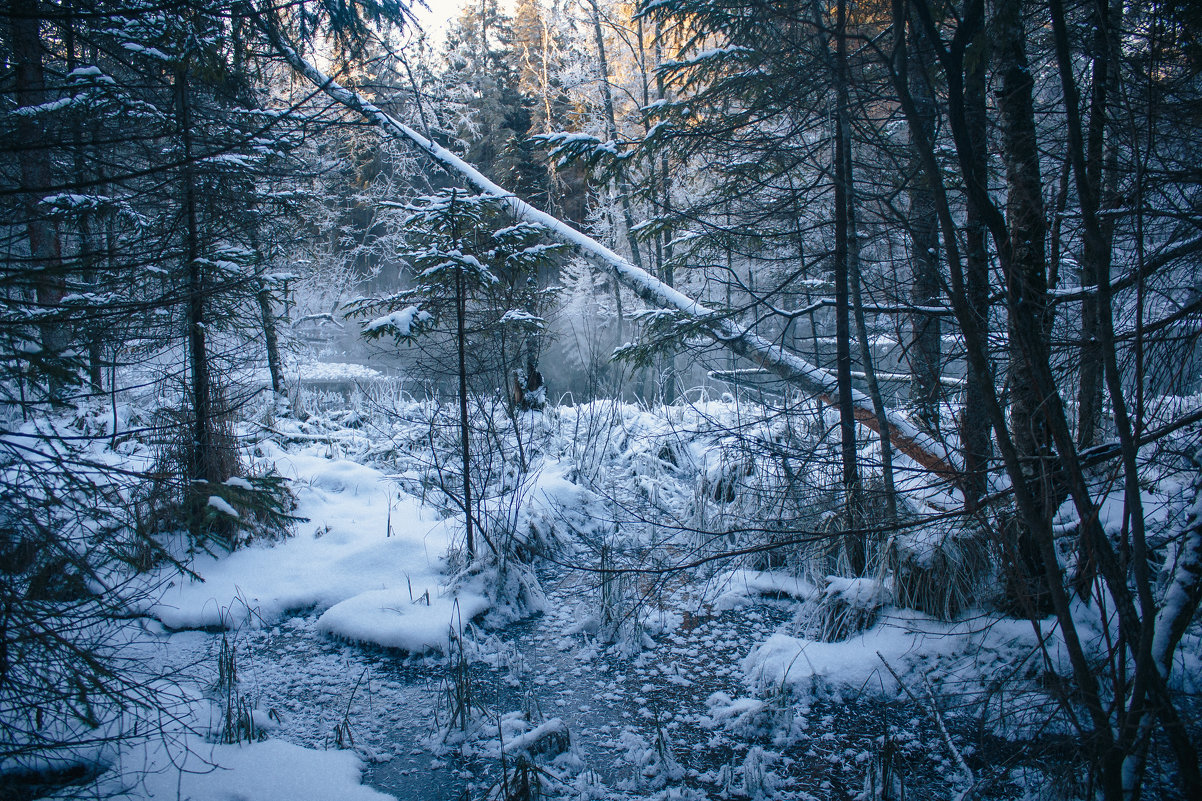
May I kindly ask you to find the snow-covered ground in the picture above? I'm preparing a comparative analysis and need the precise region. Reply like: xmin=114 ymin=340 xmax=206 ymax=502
xmin=143 ymin=444 xmax=482 ymax=654
xmin=8 ymin=390 xmax=1201 ymax=801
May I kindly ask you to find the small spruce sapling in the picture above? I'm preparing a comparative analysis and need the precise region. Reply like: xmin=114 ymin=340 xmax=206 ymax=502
xmin=351 ymin=190 xmax=562 ymax=561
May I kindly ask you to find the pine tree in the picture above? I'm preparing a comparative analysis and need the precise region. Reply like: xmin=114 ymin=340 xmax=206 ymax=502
xmin=442 ymin=0 xmax=545 ymax=201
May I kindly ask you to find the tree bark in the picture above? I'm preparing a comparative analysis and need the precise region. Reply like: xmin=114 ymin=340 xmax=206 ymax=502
xmin=257 ymin=282 xmax=285 ymax=396
xmin=907 ymin=15 xmax=942 ymax=435
xmin=850 ymin=197 xmax=898 ymax=523
xmin=10 ymin=0 xmax=67 ymax=402
xmin=654 ymin=19 xmax=677 ymax=405
xmin=834 ymin=0 xmax=863 ymax=566
xmin=960 ymin=0 xmax=991 ymax=508
xmin=450 ymin=192 xmax=475 ymax=560
xmin=457 ymin=262 xmax=475 ymax=560
xmin=995 ymin=0 xmax=1056 ymax=615
xmin=175 ymin=63 xmax=218 ymax=532
xmin=1074 ymin=0 xmax=1118 ymax=450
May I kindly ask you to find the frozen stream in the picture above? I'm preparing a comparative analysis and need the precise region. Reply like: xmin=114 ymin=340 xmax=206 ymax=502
xmin=162 ymin=569 xmax=915 ymax=800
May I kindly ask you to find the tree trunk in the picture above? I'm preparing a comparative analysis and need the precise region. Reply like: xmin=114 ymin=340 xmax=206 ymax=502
xmin=10 ymin=0 xmax=67 ymax=402
xmin=995 ymin=0 xmax=1056 ymax=615
xmin=257 ymin=282 xmax=284 ymax=395
xmin=850 ymin=211 xmax=898 ymax=523
xmin=457 ymin=258 xmax=475 ymax=560
xmin=654 ymin=21 xmax=677 ymax=405
xmin=1074 ymin=0 xmax=1118 ymax=450
xmin=442 ymin=191 xmax=476 ymax=560
xmin=834 ymin=0 xmax=862 ymax=564
xmin=907 ymin=16 xmax=942 ymax=435
xmin=960 ymin=0 xmax=991 ymax=508
xmin=64 ymin=15 xmax=103 ymax=394
xmin=175 ymin=64 xmax=219 ymax=536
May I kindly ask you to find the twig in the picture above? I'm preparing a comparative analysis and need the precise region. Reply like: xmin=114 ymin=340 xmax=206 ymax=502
xmin=878 ymin=652 xmax=975 ymax=801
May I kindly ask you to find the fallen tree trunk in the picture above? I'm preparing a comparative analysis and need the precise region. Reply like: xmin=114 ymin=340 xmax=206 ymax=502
xmin=259 ymin=20 xmax=960 ymax=484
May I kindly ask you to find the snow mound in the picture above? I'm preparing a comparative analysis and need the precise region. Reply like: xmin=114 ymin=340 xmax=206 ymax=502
xmin=307 ymin=458 xmax=387 ymax=494
xmin=316 ymin=588 xmax=489 ymax=653
xmin=742 ymin=613 xmax=961 ymax=697
xmin=111 ymin=737 xmax=393 ymax=801
xmin=714 ymin=570 xmax=818 ymax=610
xmin=145 ymin=450 xmax=454 ymax=630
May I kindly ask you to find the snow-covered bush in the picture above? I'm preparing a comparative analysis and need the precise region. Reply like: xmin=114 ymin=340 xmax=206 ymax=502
xmin=889 ymin=521 xmax=993 ymax=620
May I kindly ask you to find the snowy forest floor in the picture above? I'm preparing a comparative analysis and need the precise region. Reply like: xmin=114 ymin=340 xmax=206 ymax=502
xmin=148 ymin=572 xmax=978 ymax=801
xmin=12 ymin=380 xmax=1201 ymax=801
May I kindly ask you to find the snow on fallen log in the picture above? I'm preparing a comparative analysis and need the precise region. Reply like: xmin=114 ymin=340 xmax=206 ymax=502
xmin=260 ymin=22 xmax=960 ymax=486
xmin=1152 ymin=456 xmax=1202 ymax=677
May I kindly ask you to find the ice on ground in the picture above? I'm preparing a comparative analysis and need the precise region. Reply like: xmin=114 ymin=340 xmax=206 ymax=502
xmin=144 ymin=450 xmax=463 ymax=645
xmin=316 ymin=588 xmax=489 ymax=653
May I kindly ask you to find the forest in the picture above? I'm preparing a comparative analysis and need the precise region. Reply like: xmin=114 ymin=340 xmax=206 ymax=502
xmin=1 ymin=0 xmax=1200 ymax=799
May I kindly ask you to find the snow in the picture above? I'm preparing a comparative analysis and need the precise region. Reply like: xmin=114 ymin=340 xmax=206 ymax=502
xmin=1152 ymin=470 xmax=1202 ymax=675
xmin=205 ymin=153 xmax=256 ymax=168
xmin=5 ymin=627 xmax=396 ymax=801
xmin=742 ymin=618 xmax=959 ymax=697
xmin=362 ymin=305 xmax=430 ymax=338
xmin=109 ymin=737 xmax=395 ymax=801
xmin=207 ymin=495 xmax=240 ymax=518
xmin=121 ymin=42 xmax=172 ymax=61
xmin=498 ymin=309 xmax=545 ymax=326
xmin=665 ymin=45 xmax=753 ymax=69
xmin=11 ymin=96 xmax=74 ymax=116
xmin=715 ymin=570 xmax=818 ymax=610
xmin=41 ymin=192 xmax=111 ymax=210
xmin=294 ymin=362 xmax=384 ymax=382
xmin=822 ymin=576 xmax=889 ymax=608
xmin=316 ymin=588 xmax=489 ymax=653
xmin=240 ymin=361 xmax=385 ymax=389
xmin=144 ymin=450 xmax=465 ymax=646
xmin=10 ymin=381 xmax=1202 ymax=799
xmin=501 ymin=716 xmax=568 ymax=755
